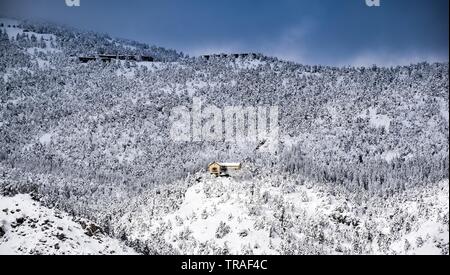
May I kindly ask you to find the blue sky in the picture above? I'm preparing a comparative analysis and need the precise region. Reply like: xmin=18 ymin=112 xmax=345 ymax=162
xmin=1 ymin=0 xmax=448 ymax=66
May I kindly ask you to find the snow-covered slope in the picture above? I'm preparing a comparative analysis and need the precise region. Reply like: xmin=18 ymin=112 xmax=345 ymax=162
xmin=0 ymin=194 xmax=138 ymax=255
xmin=120 ymin=174 xmax=448 ymax=255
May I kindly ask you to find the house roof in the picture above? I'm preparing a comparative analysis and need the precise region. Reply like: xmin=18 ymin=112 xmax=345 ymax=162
xmin=218 ymin=163 xmax=241 ymax=167
xmin=208 ymin=162 xmax=241 ymax=167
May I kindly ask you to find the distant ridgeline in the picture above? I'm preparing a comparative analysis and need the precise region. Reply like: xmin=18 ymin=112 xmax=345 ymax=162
xmin=78 ymin=54 xmax=155 ymax=63
xmin=201 ymin=53 xmax=262 ymax=60
xmin=17 ymin=20 xmax=183 ymax=62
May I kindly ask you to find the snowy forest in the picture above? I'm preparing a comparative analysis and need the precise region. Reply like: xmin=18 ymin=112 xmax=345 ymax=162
xmin=0 ymin=18 xmax=448 ymax=255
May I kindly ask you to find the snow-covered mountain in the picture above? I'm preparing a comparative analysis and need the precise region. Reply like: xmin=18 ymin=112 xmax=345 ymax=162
xmin=0 ymin=18 xmax=448 ymax=255
xmin=114 ymin=173 xmax=449 ymax=255
xmin=0 ymin=193 xmax=137 ymax=255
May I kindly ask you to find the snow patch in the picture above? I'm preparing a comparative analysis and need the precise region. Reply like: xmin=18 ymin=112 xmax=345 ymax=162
xmin=0 ymin=194 xmax=138 ymax=255
xmin=39 ymin=133 xmax=53 ymax=145
xmin=359 ymin=107 xmax=391 ymax=131
xmin=382 ymin=150 xmax=400 ymax=163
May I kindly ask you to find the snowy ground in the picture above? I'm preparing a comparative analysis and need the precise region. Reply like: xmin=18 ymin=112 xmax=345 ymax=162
xmin=389 ymin=183 xmax=449 ymax=255
xmin=1 ymin=177 xmax=447 ymax=255
xmin=161 ymin=178 xmax=281 ymax=254
xmin=0 ymin=18 xmax=57 ymax=45
xmin=129 ymin=174 xmax=449 ymax=255
xmin=0 ymin=194 xmax=138 ymax=255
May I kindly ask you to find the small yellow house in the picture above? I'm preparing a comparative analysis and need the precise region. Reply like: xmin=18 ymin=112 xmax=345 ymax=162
xmin=208 ymin=162 xmax=242 ymax=177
